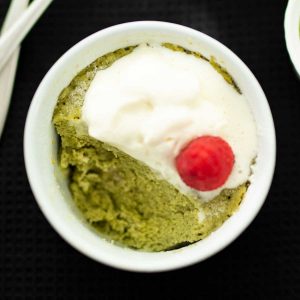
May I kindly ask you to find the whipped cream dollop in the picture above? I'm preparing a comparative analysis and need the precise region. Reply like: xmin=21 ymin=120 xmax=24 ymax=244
xmin=82 ymin=44 xmax=257 ymax=200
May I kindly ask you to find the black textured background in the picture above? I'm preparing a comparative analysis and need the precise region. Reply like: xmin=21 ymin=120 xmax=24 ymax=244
xmin=0 ymin=0 xmax=299 ymax=298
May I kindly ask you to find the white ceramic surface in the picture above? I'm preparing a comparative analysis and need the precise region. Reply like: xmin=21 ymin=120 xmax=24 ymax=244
xmin=24 ymin=21 xmax=276 ymax=272
xmin=0 ymin=0 xmax=53 ymax=73
xmin=285 ymin=0 xmax=300 ymax=77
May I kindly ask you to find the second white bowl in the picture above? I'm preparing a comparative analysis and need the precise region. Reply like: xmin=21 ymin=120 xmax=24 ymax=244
xmin=285 ymin=0 xmax=300 ymax=77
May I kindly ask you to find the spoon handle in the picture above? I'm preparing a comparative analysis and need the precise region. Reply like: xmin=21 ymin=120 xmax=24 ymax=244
xmin=0 ymin=0 xmax=53 ymax=73
xmin=0 ymin=0 xmax=29 ymax=138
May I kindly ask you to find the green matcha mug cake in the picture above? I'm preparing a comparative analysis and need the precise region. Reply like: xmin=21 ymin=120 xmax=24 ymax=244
xmin=25 ymin=22 xmax=275 ymax=271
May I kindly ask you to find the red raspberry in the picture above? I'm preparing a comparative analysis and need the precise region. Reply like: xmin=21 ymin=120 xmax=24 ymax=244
xmin=175 ymin=136 xmax=234 ymax=191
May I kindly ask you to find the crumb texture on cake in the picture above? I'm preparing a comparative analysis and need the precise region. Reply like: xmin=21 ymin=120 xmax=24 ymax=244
xmin=53 ymin=45 xmax=247 ymax=252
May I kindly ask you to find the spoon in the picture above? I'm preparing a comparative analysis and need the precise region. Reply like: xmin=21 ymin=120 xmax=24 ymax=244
xmin=0 ymin=0 xmax=53 ymax=73
xmin=0 ymin=0 xmax=29 ymax=137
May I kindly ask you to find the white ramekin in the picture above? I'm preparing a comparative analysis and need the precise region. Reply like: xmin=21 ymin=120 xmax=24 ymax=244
xmin=24 ymin=21 xmax=276 ymax=272
xmin=285 ymin=0 xmax=300 ymax=77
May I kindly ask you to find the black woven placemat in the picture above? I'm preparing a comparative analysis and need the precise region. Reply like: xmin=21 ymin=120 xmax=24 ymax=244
xmin=0 ymin=0 xmax=299 ymax=298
